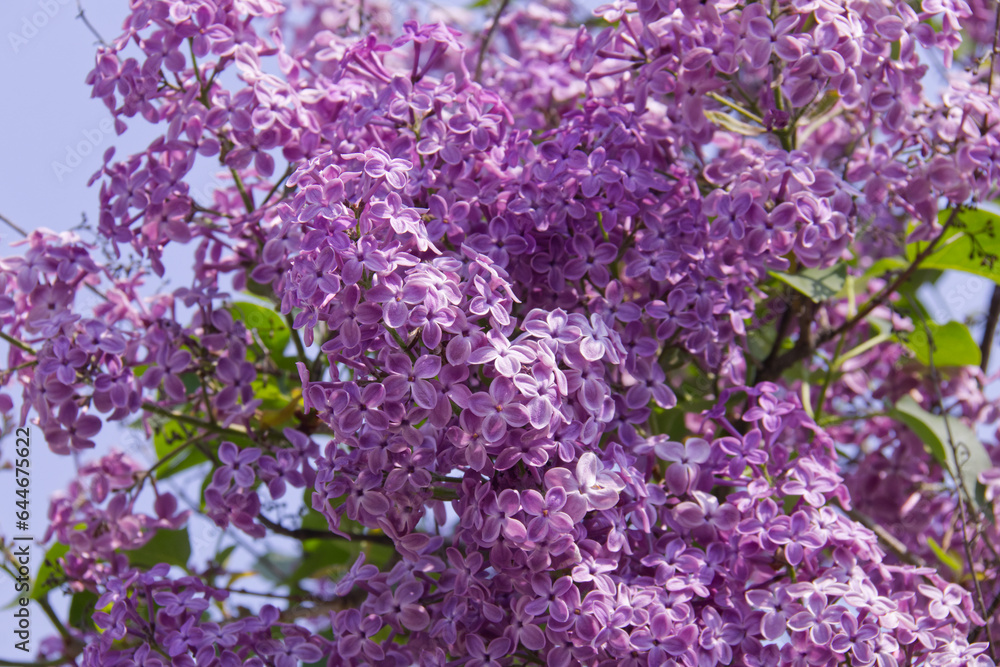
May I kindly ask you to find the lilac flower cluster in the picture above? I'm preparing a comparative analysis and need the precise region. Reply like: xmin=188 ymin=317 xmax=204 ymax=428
xmin=2 ymin=0 xmax=1000 ymax=665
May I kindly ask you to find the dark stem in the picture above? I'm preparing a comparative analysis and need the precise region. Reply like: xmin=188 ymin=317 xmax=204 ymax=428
xmin=141 ymin=401 xmax=247 ymax=438
xmin=758 ymin=295 xmax=795 ymax=375
xmin=988 ymin=1 xmax=1000 ymax=96
xmin=76 ymin=0 xmax=107 ymax=47
xmin=261 ymin=164 xmax=295 ymax=207
xmin=912 ymin=302 xmax=997 ymax=661
xmin=980 ymin=285 xmax=1000 ymax=371
xmin=474 ymin=0 xmax=512 ymax=82
xmin=286 ymin=314 xmax=310 ymax=367
xmin=758 ymin=208 xmax=960 ymax=382
xmin=0 ymin=212 xmax=29 ymax=237
xmin=257 ymin=514 xmax=397 ymax=546
xmin=0 ymin=330 xmax=36 ymax=355
xmin=842 ymin=506 xmax=927 ymax=567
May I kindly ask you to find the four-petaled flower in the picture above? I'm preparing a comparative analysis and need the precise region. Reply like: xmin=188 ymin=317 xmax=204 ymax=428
xmin=467 ymin=376 xmax=531 ymax=442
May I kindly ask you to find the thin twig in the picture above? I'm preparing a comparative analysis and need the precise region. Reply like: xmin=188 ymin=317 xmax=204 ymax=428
xmin=216 ymin=585 xmax=319 ymax=601
xmin=277 ymin=596 xmax=363 ymax=622
xmin=126 ymin=435 xmax=203 ymax=495
xmin=141 ymin=401 xmax=247 ymax=438
xmin=759 ymin=295 xmax=794 ymax=375
xmin=262 ymin=165 xmax=295 ymax=208
xmin=980 ymin=285 xmax=1000 ymax=371
xmin=912 ymin=303 xmax=997 ymax=660
xmin=988 ymin=0 xmax=1000 ymax=96
xmin=257 ymin=514 xmax=396 ymax=547
xmin=38 ymin=596 xmax=73 ymax=644
xmin=474 ymin=0 xmax=512 ymax=82
xmin=706 ymin=92 xmax=765 ymax=124
xmin=76 ymin=0 xmax=107 ymax=47
xmin=843 ymin=506 xmax=927 ymax=568
xmin=0 ymin=212 xmax=29 ymax=237
xmin=759 ymin=208 xmax=961 ymax=382
xmin=814 ymin=330 xmax=847 ymax=422
xmin=230 ymin=167 xmax=255 ymax=213
xmin=0 ymin=331 xmax=36 ymax=355
xmin=286 ymin=314 xmax=309 ymax=367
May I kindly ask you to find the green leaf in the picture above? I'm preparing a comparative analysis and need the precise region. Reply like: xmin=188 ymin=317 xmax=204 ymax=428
xmin=770 ymin=264 xmax=847 ymax=303
xmin=926 ymin=536 xmax=963 ymax=575
xmin=835 ymin=331 xmax=893 ymax=369
xmin=127 ymin=528 xmax=191 ymax=570
xmin=890 ymin=396 xmax=992 ymax=507
xmin=902 ymin=320 xmax=981 ymax=368
xmin=245 ymin=278 xmax=275 ymax=299
xmin=154 ymin=419 xmax=186 ymax=458
xmin=867 ymin=317 xmax=980 ymax=369
xmin=907 ymin=208 xmax=1000 ymax=284
xmin=256 ymin=552 xmax=300 ymax=584
xmin=230 ymin=301 xmax=290 ymax=358
xmin=214 ymin=545 xmax=237 ymax=567
xmin=153 ymin=419 xmax=208 ymax=479
xmin=704 ymin=110 xmax=765 ymax=137
xmin=253 ymin=380 xmax=289 ymax=410
xmin=289 ymin=539 xmax=359 ymax=583
xmin=31 ymin=542 xmax=70 ymax=600
xmin=179 ymin=372 xmax=201 ymax=395
xmin=69 ymin=590 xmax=100 ymax=632
xmin=861 ymin=256 xmax=907 ymax=281
xmin=650 ymin=407 xmax=688 ymax=440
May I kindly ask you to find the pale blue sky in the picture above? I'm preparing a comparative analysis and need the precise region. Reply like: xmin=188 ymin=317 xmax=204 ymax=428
xmin=0 ymin=2 xmax=137 ymax=657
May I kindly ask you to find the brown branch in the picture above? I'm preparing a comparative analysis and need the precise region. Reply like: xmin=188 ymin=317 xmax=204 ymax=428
xmin=758 ymin=295 xmax=795 ymax=375
xmin=257 ymin=514 xmax=396 ymax=547
xmin=974 ymin=592 xmax=1000 ymax=644
xmin=277 ymin=595 xmax=364 ymax=622
xmin=757 ymin=298 xmax=817 ymax=383
xmin=474 ymin=0 xmax=512 ymax=82
xmin=980 ymin=285 xmax=1000 ymax=371
xmin=988 ymin=0 xmax=1000 ymax=96
xmin=0 ymin=212 xmax=29 ymax=237
xmin=843 ymin=507 xmax=927 ymax=568
xmin=141 ymin=401 xmax=247 ymax=438
xmin=758 ymin=209 xmax=961 ymax=383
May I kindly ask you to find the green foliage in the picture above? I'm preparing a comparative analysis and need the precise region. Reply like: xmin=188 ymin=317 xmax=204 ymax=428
xmin=902 ymin=320 xmax=981 ymax=368
xmin=230 ymin=301 xmax=291 ymax=358
xmin=254 ymin=491 xmax=399 ymax=592
xmin=890 ymin=396 xmax=991 ymax=508
xmin=153 ymin=419 xmax=209 ymax=479
xmin=704 ymin=110 xmax=765 ymax=137
xmin=770 ymin=264 xmax=847 ymax=302
xmin=926 ymin=536 xmax=963 ymax=576
xmin=867 ymin=316 xmax=980 ymax=369
xmin=907 ymin=209 xmax=1000 ymax=284
xmin=69 ymin=590 xmax=100 ymax=632
xmin=31 ymin=542 xmax=70 ymax=601
xmin=127 ymin=528 xmax=192 ymax=570
xmin=179 ymin=372 xmax=201 ymax=395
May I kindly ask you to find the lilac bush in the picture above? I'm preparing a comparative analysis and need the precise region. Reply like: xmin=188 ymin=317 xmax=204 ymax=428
xmin=4 ymin=0 xmax=1000 ymax=664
